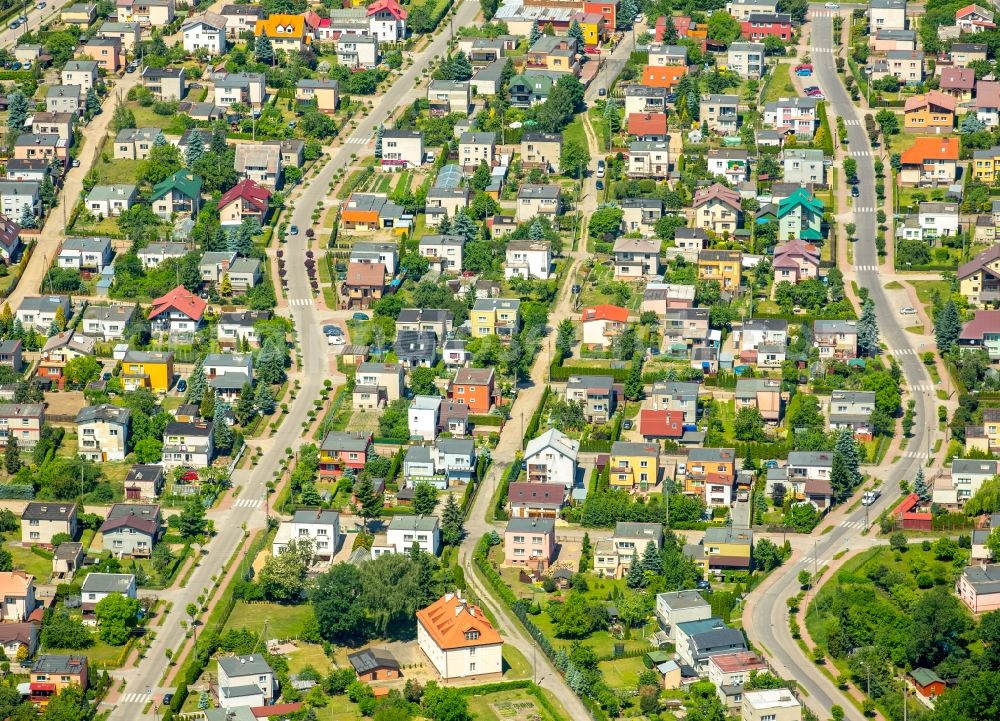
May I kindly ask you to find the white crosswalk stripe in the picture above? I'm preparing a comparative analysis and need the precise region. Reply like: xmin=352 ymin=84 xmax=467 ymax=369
xmin=345 ymin=135 xmax=371 ymax=145
xmin=233 ymin=498 xmax=260 ymax=509
xmin=120 ymin=692 xmax=151 ymax=704
xmin=840 ymin=520 xmax=864 ymax=529
xmin=811 ymin=47 xmax=833 ymax=52
xmin=901 ymin=451 xmax=928 ymax=459
xmin=849 ymin=150 xmax=870 ymax=157
xmin=853 ymin=207 xmax=876 ymax=213
xmin=288 ymin=298 xmax=312 ymax=307
xmin=855 ymin=265 xmax=878 ymax=271
xmin=887 ymin=347 xmax=915 ymax=356
xmin=912 ymin=383 xmax=934 ymax=392
xmin=844 ymin=119 xmax=861 ymax=126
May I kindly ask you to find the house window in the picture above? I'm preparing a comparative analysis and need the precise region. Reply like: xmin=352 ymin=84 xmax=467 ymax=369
xmin=464 ymin=630 xmax=480 ymax=641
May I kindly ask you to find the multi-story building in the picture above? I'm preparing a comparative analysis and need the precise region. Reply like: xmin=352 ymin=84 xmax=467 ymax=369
xmin=763 ymin=96 xmax=818 ymax=136
xmin=727 ymin=42 xmax=765 ymax=78
xmin=813 ymin=319 xmax=858 ymax=360
xmin=21 ymin=503 xmax=77 ymax=546
xmin=272 ymin=509 xmax=341 ymax=560
xmin=448 ymin=367 xmax=495 ymax=414
xmin=609 ymin=441 xmax=660 ymax=492
xmin=470 ymin=298 xmax=520 ymax=341
xmin=162 ymin=420 xmax=213 ymax=468
xmin=503 ymin=518 xmax=555 ymax=570
xmin=693 ymin=183 xmax=742 ymax=234
xmin=523 ymin=428 xmax=579 ymax=488
xmin=0 ymin=403 xmax=43 ymax=448
xmin=416 ymin=593 xmax=503 ymax=681
xmin=380 ymin=130 xmax=424 ymax=170
xmin=702 ymin=94 xmax=739 ymax=133
xmin=698 ymin=249 xmax=742 ymax=290
xmin=898 ymin=136 xmax=959 ymax=186
xmin=828 ymin=390 xmax=877 ymax=438
xmin=515 ymin=184 xmax=561 ymax=223
xmin=868 ymin=0 xmax=907 ymax=33
xmin=75 ymin=405 xmax=131 ymax=462
xmin=99 ymin=503 xmax=160 ymax=557
xmin=566 ymin=375 xmax=617 ymax=424
xmin=904 ymin=90 xmax=955 ymax=131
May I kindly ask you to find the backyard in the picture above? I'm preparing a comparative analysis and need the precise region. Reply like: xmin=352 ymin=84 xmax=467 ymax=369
xmin=222 ymin=601 xmax=316 ymax=640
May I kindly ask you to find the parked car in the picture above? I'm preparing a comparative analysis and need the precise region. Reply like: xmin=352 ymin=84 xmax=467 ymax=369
xmin=585 ymin=47 xmax=601 ymax=55
xmin=352 ymin=312 xmax=370 ymax=321
xmin=622 ymin=419 xmax=633 ymax=430
xmin=851 ymin=185 xmax=860 ymax=197
xmin=598 ymin=87 xmax=606 ymax=96
xmin=180 ymin=470 xmax=199 ymax=482
xmin=289 ymin=225 xmax=298 ymax=235
xmin=900 ymin=306 xmax=916 ymax=314
xmin=36 ymin=1 xmax=46 ymax=7
xmin=825 ymin=2 xmax=840 ymax=8
xmin=571 ymin=284 xmax=581 ymax=294
xmin=162 ymin=694 xmax=173 ymax=705
xmin=177 ymin=379 xmax=187 ymax=393
xmin=8 ymin=20 xmax=19 ymax=29
xmin=803 ymin=86 xmax=819 ymax=93
xmin=328 ymin=334 xmax=346 ymax=346
xmin=794 ymin=64 xmax=813 ymax=72
xmin=862 ymin=489 xmax=881 ymax=506
xmin=595 ymin=180 xmax=604 ymax=190
xmin=71 ymin=159 xmax=80 ymax=167
xmin=323 ymin=324 xmax=340 ymax=336
xmin=796 ymin=68 xmax=812 ymax=77
xmin=596 ymin=159 xmax=606 ymax=178
xmin=737 ymin=489 xmax=750 ymax=501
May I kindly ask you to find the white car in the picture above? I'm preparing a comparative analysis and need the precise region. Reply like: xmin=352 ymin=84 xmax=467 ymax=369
xmin=635 ymin=14 xmax=645 ymax=24
xmin=900 ymin=306 xmax=917 ymax=314
xmin=328 ymin=334 xmax=346 ymax=346
xmin=825 ymin=2 xmax=839 ymax=8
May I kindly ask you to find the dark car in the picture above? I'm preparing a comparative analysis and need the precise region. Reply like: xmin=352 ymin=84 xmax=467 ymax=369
xmin=162 ymin=694 xmax=173 ymax=705
xmin=289 ymin=225 xmax=299 ymax=235
xmin=177 ymin=379 xmax=187 ymax=393
xmin=851 ymin=185 xmax=860 ymax=197
xmin=572 ymin=284 xmax=581 ymax=294
xmin=596 ymin=180 xmax=604 ymax=190
xmin=623 ymin=419 xmax=633 ymax=430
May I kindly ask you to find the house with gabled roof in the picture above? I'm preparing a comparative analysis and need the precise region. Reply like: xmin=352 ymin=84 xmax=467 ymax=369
xmin=99 ymin=503 xmax=160 ymax=557
xmin=904 ymin=90 xmax=956 ymax=131
xmin=217 ymin=179 xmax=270 ymax=227
xmin=772 ymin=239 xmax=819 ymax=283
xmin=148 ymin=285 xmax=207 ymax=335
xmin=693 ymin=183 xmax=742 ymax=235
xmin=899 ymin=136 xmax=959 ymax=186
xmin=151 ymin=170 xmax=202 ymax=219
xmin=939 ymin=67 xmax=976 ymax=102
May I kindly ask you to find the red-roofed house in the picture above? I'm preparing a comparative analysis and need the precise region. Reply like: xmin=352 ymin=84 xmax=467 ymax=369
xmin=959 ymin=310 xmax=1000 ymax=361
xmin=939 ymin=67 xmax=976 ymax=102
xmin=892 ymin=493 xmax=932 ymax=531
xmin=956 ymin=3 xmax=995 ymax=32
xmin=367 ymin=0 xmax=407 ymax=43
xmin=148 ymin=285 xmax=207 ymax=335
xmin=581 ymin=304 xmax=629 ymax=348
xmin=417 ymin=592 xmax=503 ymax=681
xmin=904 ymin=90 xmax=956 ymax=132
xmin=506 ymin=482 xmax=566 ymax=518
xmin=628 ymin=112 xmax=668 ymax=141
xmin=342 ymin=262 xmax=385 ymax=309
xmin=640 ymin=409 xmax=684 ymax=440
xmin=773 ymin=239 xmax=820 ymax=283
xmin=899 ymin=136 xmax=960 ymax=186
xmin=641 ymin=64 xmax=688 ymax=89
xmin=217 ymin=179 xmax=271 ymax=227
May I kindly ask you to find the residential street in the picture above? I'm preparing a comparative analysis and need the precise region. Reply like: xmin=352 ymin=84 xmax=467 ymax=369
xmin=743 ymin=8 xmax=939 ymax=720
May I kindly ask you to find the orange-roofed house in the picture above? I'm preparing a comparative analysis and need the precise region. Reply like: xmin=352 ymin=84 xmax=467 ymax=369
xmin=148 ymin=285 xmax=207 ymax=335
xmin=342 ymin=262 xmax=385 ymax=309
xmin=899 ymin=136 xmax=960 ymax=186
xmin=628 ymin=112 xmax=668 ymax=141
xmin=417 ymin=592 xmax=503 ymax=681
xmin=903 ymin=90 xmax=956 ymax=132
xmin=581 ymin=304 xmax=629 ymax=348
xmin=255 ymin=14 xmax=310 ymax=53
xmin=641 ymin=64 xmax=688 ymax=89
xmin=640 ymin=409 xmax=684 ymax=441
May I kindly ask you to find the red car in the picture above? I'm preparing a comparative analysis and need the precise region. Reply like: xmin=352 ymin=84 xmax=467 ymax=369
xmin=794 ymin=64 xmax=813 ymax=72
xmin=180 ymin=470 xmax=199 ymax=482
xmin=584 ymin=47 xmax=601 ymax=55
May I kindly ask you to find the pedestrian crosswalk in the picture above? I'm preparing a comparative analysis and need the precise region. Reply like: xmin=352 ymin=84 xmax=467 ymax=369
xmin=840 ymin=520 xmax=866 ymax=529
xmin=233 ymin=497 xmax=260 ymax=509
xmin=855 ymin=265 xmax=878 ymax=271
xmin=801 ymin=555 xmax=822 ymax=567
xmin=886 ymin=347 xmax=916 ymax=356
xmin=911 ymin=383 xmax=934 ymax=392
xmin=848 ymin=150 xmax=870 ymax=157
xmin=853 ymin=206 xmax=876 ymax=213
xmin=344 ymin=135 xmax=371 ymax=145
xmin=288 ymin=298 xmax=312 ymax=307
xmin=811 ymin=47 xmax=834 ymax=52
xmin=844 ymin=119 xmax=861 ymax=126
xmin=811 ymin=10 xmax=840 ymax=17
xmin=120 ymin=692 xmax=151 ymax=704
xmin=902 ymin=450 xmax=929 ymax=460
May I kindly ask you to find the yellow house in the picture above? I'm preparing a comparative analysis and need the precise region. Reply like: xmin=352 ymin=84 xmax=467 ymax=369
xmin=609 ymin=441 xmax=660 ymax=491
xmin=120 ymin=350 xmax=174 ymax=393
xmin=570 ymin=12 xmax=606 ymax=47
xmin=973 ymin=147 xmax=1000 ymax=184
xmin=471 ymin=298 xmax=521 ymax=340
xmin=255 ymin=14 xmax=310 ymax=53
xmin=697 ymin=249 xmax=742 ymax=290
xmin=698 ymin=527 xmax=753 ymax=574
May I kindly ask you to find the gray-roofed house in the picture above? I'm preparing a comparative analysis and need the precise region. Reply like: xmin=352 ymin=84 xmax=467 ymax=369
xmin=957 ymin=563 xmax=1000 ymax=613
xmin=0 ymin=180 xmax=40 ymax=219
xmin=217 ymin=655 xmax=277 ymax=709
xmin=16 ymin=295 xmax=71 ymax=331
xmin=0 ymin=621 xmax=37 ymax=661
xmin=235 ymin=143 xmax=281 ymax=187
xmin=397 ymin=308 xmax=454 ymax=343
xmin=385 ymin=515 xmax=441 ymax=555
xmin=61 ymin=60 xmax=99 ymax=91
xmin=81 ymin=304 xmax=135 ymax=339
xmin=503 ymin=517 xmax=556 ymax=570
xmin=46 ymin=85 xmax=83 ymax=115
xmin=124 ymin=464 xmax=164 ymax=500
xmin=675 ymin=618 xmax=748 ymax=673
xmin=80 ymin=573 xmax=136 ymax=623
xmin=347 ymin=648 xmax=401 ymax=681
xmin=394 ymin=330 xmax=438 ymax=368
xmin=75 ymin=404 xmax=131 ymax=461
xmin=85 ymin=185 xmax=137 ymax=217
xmin=655 ymin=590 xmax=711 ymax=640
xmin=828 ymin=390 xmax=876 ymax=438
xmin=566 ymin=374 xmax=617 ymax=423
xmin=141 ymin=66 xmax=186 ymax=100
xmin=99 ymin=503 xmax=161 ymax=557
xmin=0 ymin=339 xmax=22 ymax=373
xmin=21 ymin=502 xmax=78 ymax=546
xmin=273 ymin=509 xmax=341 ymax=560
xmin=53 ymin=542 xmax=84 ymax=578
xmin=459 ymin=131 xmax=496 ymax=170
xmin=57 ymin=237 xmax=113 ymax=272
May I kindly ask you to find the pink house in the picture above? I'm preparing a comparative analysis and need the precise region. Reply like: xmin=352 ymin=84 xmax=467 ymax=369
xmin=773 ymin=239 xmax=819 ymax=283
xmin=957 ymin=564 xmax=1000 ymax=613
xmin=504 ymin=518 xmax=555 ymax=572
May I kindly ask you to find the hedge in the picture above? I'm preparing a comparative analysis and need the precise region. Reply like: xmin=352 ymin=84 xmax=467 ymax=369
xmin=522 ymin=386 xmax=551 ymax=449
xmin=549 ymin=361 xmax=630 ymax=382
xmin=470 ymin=414 xmax=503 ymax=427
xmin=492 ymin=457 xmax=522 ymax=521
xmin=0 ymin=483 xmax=34 ymax=499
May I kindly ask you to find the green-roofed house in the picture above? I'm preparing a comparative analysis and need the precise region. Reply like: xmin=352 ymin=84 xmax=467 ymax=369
xmin=910 ymin=667 xmax=946 ymax=699
xmin=777 ymin=187 xmax=824 ymax=241
xmin=509 ymin=73 xmax=555 ymax=108
xmin=151 ymin=170 xmax=202 ymax=220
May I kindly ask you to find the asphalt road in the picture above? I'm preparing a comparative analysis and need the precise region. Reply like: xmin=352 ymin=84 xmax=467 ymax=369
xmin=745 ymin=8 xmax=937 ymax=720
xmin=0 ymin=1 xmax=62 ymax=50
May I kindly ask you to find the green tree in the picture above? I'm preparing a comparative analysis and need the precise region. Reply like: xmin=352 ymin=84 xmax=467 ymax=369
xmin=470 ymin=160 xmax=491 ymax=192
xmin=412 ymin=482 xmax=438 ymax=515
xmin=568 ymin=19 xmax=585 ymax=47
xmin=734 ymin=406 xmax=766 ymax=441
xmin=64 ymin=356 xmax=102 ymax=386
xmin=111 ymin=100 xmax=137 ymax=133
xmin=556 ymin=318 xmax=576 ymax=358
xmin=258 ymin=538 xmax=313 ymax=603
xmin=935 ymin=299 xmax=961 ymax=354
xmin=409 ymin=367 xmax=439 ymax=396
xmin=184 ymin=130 xmax=204 ymax=168
xmin=753 ymin=538 xmax=783 ymax=571
xmin=857 ymin=297 xmax=879 ymax=357
xmin=213 ymin=399 xmax=234 ymax=453
xmin=133 ymin=438 xmax=162 ymax=463
xmin=94 ymin=593 xmax=140 ymax=645
xmin=561 ymin=138 xmax=590 ymax=177
xmin=256 ymin=34 xmax=273 ymax=63
xmin=875 ymin=109 xmax=900 ymax=136
xmin=3 ymin=436 xmax=20 ymax=475
xmin=707 ymin=11 xmax=742 ymax=45
xmin=6 ymin=91 xmax=27 ymax=132
xmin=441 ymin=492 xmax=464 ymax=546
xmin=354 ymin=476 xmax=383 ymax=531
xmin=177 ymin=496 xmax=208 ymax=537
xmin=588 ymin=205 xmax=624 ymax=239
xmin=254 ymin=383 xmax=276 ymax=414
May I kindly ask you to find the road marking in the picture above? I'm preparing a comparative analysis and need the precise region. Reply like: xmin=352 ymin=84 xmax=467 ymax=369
xmin=912 ymin=383 xmax=934 ymax=392
xmin=811 ymin=47 xmax=833 ymax=52
xmin=120 ymin=693 xmax=151 ymax=704
xmin=902 ymin=451 xmax=929 ymax=460
xmin=344 ymin=135 xmax=371 ymax=145
xmin=288 ymin=298 xmax=312 ymax=307
xmin=840 ymin=520 xmax=864 ymax=529
xmin=233 ymin=498 xmax=260 ymax=509
xmin=855 ymin=264 xmax=878 ymax=271
xmin=848 ymin=150 xmax=870 ymax=157
xmin=844 ymin=119 xmax=861 ymax=126
xmin=853 ymin=207 xmax=875 ymax=213
xmin=886 ymin=347 xmax=915 ymax=356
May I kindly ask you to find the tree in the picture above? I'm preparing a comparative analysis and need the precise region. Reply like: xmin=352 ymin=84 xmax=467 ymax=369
xmin=560 ymin=138 xmax=590 ymax=177
xmin=111 ymin=100 xmax=137 ymax=133
xmin=255 ymin=383 xmax=275 ymax=415
xmin=19 ymin=204 xmax=36 ymax=230
xmin=410 ymin=367 xmax=439 ymax=397
xmin=0 ymin=546 xmax=10 ymax=572
xmin=857 ymin=297 xmax=879 ymax=357
xmin=617 ymin=0 xmax=638 ymax=28
xmin=64 ymin=356 xmax=101 ymax=386
xmin=588 ymin=205 xmax=624 ymax=239
xmin=441 ymin=492 xmax=464 ymax=545
xmin=734 ymin=406 xmax=766 ymax=441
xmin=423 ymin=684 xmax=472 ymax=721
xmin=875 ymin=109 xmax=899 ymax=136
xmin=85 ymin=89 xmax=101 ymax=119
xmin=354 ymin=476 xmax=383 ymax=531
xmin=188 ymin=358 xmax=207 ymax=403
xmin=95 ymin=593 xmax=140 ymax=645
xmin=568 ymin=19 xmax=585 ymax=47
xmin=42 ymin=612 xmax=92 ymax=649
xmin=4 ymin=436 xmax=20 ymax=475
xmin=374 ymin=124 xmax=383 ymax=159
xmin=470 ymin=161 xmax=491 ymax=192
xmin=707 ymin=11 xmax=742 ymax=45
xmin=626 ymin=553 xmax=645 ymax=588
xmin=178 ymin=496 xmax=208 ymax=537
xmin=641 ymin=540 xmax=662 ymax=574
xmin=555 ymin=317 xmax=576 ymax=359
xmin=753 ymin=538 xmax=783 ymax=571
xmin=411 ymin=481 xmax=438 ymax=515
xmin=235 ymin=383 xmax=256 ymax=427
xmin=913 ymin=468 xmax=929 ymax=502
xmin=259 ymin=538 xmax=313 ymax=603
xmin=624 ymin=360 xmax=643 ymax=401
xmin=213 ymin=399 xmax=234 ymax=453
xmin=935 ymin=299 xmax=961 ymax=353
xmin=6 ymin=90 xmax=27 ymax=132
xmin=312 ymin=564 xmax=365 ymax=644
xmin=256 ymin=34 xmax=273 ymax=63
xmin=133 ymin=438 xmax=162 ymax=463
xmin=185 ymin=131 xmax=204 ymax=168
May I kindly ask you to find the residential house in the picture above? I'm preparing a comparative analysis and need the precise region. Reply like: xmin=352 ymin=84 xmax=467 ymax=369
xmin=80 ymin=573 xmax=136 ymax=625
xmin=640 ymin=64 xmax=688 ymax=89
xmin=217 ymin=655 xmax=276 ymax=709
xmin=16 ymin=295 xmax=70 ymax=332
xmin=162 ymin=421 xmax=214 ymax=469
xmin=703 ymin=94 xmax=739 ymax=134
xmin=340 ymin=193 xmax=411 ymax=232
xmin=505 ymin=240 xmax=551 ymax=280
xmin=976 ymin=81 xmax=1000 ymax=127
xmin=141 ymin=67 xmax=186 ymax=101
xmin=459 ymin=132 xmax=496 ymax=171
xmin=613 ymin=237 xmax=661 ymax=279
xmin=427 ymin=80 xmax=471 ymax=115
xmin=351 ymin=241 xmax=399 ymax=274
xmin=515 ymin=184 xmax=560 ymax=223
xmin=623 ymin=84 xmax=668 ymax=114
xmin=448 ymin=367 xmax=495 ymax=414
xmin=30 ymin=112 xmax=74 ymax=143
xmin=58 ymin=237 xmax=113 ymax=272
xmin=655 ymin=590 xmax=712 ymax=640
xmin=727 ymin=42 xmax=765 ymax=79
xmin=742 ymin=690 xmax=802 ymax=721
xmin=814 ymin=319 xmax=858 ymax=360
xmin=386 ymin=515 xmax=440 ymax=555
xmin=217 ymin=310 xmax=269 ymax=348
xmin=148 ymin=285 xmax=206 ymax=335
xmin=609 ymin=441 xmax=660 ymax=491
xmin=182 ymin=12 xmax=227 ymax=55
xmin=934 ymin=459 xmax=999 ymax=507
xmin=4 ymin=159 xmax=48 ymax=184
xmin=408 ymin=396 xmax=441 ymax=441
xmin=956 ymin=3 xmax=995 ymax=32
xmin=698 ymin=249 xmax=743 ymax=290
xmin=367 ymin=0 xmax=407 ymax=43
xmin=424 ymin=189 xmax=470 ymax=229
xmin=120 ymin=350 xmax=174 ymax=393
xmin=397 ymin=309 xmax=453 ymax=344
xmin=740 ymin=12 xmax=792 ymax=40
xmin=334 ymin=36 xmax=379 ymax=69
xmin=217 ymin=179 xmax=270 ymax=227
xmin=273 ymin=509 xmax=341 ymax=560
xmin=60 ymin=60 xmax=98 ymax=92
xmin=710 ymin=652 xmax=769 ymax=711
xmin=219 ymin=4 xmax=263 ymax=36
xmin=470 ymin=298 xmax=521 ymax=341
xmin=13 ymin=134 xmax=68 ymax=164
xmin=526 ymin=35 xmax=578 ymax=74
xmin=0 ymin=181 xmax=40 ymax=219
xmin=693 ymin=183 xmax=742 ymax=235
xmin=416 ymin=592 xmax=503 ymax=681
xmin=36 ymin=332 xmax=92 ymax=389
xmin=627 ymin=112 xmax=669 ymax=142
xmin=380 ymin=130 xmax=424 ymax=170
xmin=627 ymin=141 xmax=672 ymax=177
xmin=503 ymin=518 xmax=555 ymax=570
xmin=124 ymin=464 xmax=164 ymax=500
xmin=0 ymin=571 xmax=34 ymax=622
xmin=939 ymin=67 xmax=976 ymax=102
xmin=151 ymin=170 xmax=202 ymax=219
xmin=904 ymin=91 xmax=956 ymax=131
xmin=114 ymin=127 xmax=162 ymax=160
xmin=99 ymin=503 xmax=160 ymax=557
xmin=254 ymin=13 xmax=309 ymax=53
xmin=763 ymin=96 xmax=818 ymax=136
xmin=347 ymin=649 xmax=401 ymax=682
xmin=98 ymin=21 xmax=141 ymax=51
xmin=319 ymin=431 xmax=372 ymax=476
xmin=79 ymin=37 xmax=123 ymax=72
xmin=707 ymin=149 xmax=749 ymax=184
xmin=213 ymin=72 xmax=265 ymax=108
xmin=648 ymin=43 xmax=687 ymax=66
xmin=726 ymin=0 xmax=778 ymax=20
xmin=343 ymin=262 xmax=385 ymax=309
xmin=699 ymin=527 xmax=753 ymax=574
xmin=773 ymin=239 xmax=820 ymax=283
xmin=621 ymin=198 xmax=663 ymax=237
xmin=869 ymin=0 xmax=907 ymax=32
xmin=117 ymin=0 xmax=175 ymax=26
xmin=973 ymin=147 xmax=1000 ymax=184
xmin=85 ymin=185 xmax=137 ymax=218
xmin=46 ymin=85 xmax=83 ymax=115
xmin=75 ymin=405 xmax=130 ymax=462
xmin=735 ymin=378 xmax=784 ymax=422
xmin=508 ymin=72 xmax=557 ymax=107
xmin=0 ymin=623 xmax=37 ymax=662
xmin=898 ymin=136 xmax=959 ymax=186
xmin=739 ymin=318 xmax=787 ymax=365
xmin=520 ymin=132 xmax=561 ymax=172
xmin=782 ymin=148 xmax=825 ymax=185
xmin=507 ymin=482 xmax=566 ymax=519
xmin=21 ymin=503 xmax=77 ymax=546
xmin=566 ymin=375 xmax=617 ymax=424
xmin=418 ymin=234 xmax=465 ymax=271
xmin=651 ymin=380 xmax=700 ymax=423
xmin=593 ymin=522 xmax=663 ymax=579
xmin=0 ymin=339 xmax=22 ymax=373
xmin=685 ymin=448 xmax=737 ymax=504
xmin=29 ymin=655 xmax=87 ymax=708
xmin=580 ymin=304 xmax=629 ymax=348
xmin=828 ymin=390 xmax=877 ymax=438
xmin=62 ymin=2 xmax=96 ymax=25
xmin=524 ymin=428 xmax=579 ymax=488
xmin=234 ymin=144 xmax=281 ymax=188
xmin=356 ymin=361 xmax=404 ymax=403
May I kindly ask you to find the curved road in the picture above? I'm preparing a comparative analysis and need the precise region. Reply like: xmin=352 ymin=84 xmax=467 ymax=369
xmin=746 ymin=7 xmax=937 ymax=720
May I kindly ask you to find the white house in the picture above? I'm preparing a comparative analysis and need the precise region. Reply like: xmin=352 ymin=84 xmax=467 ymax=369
xmin=523 ymin=428 xmax=579 ymax=488
xmin=217 ymin=655 xmax=277 ymax=709
xmin=504 ymin=241 xmax=551 ymax=280
xmin=385 ymin=515 xmax=441 ymax=555
xmin=655 ymin=590 xmax=711 ymax=641
xmin=416 ymin=592 xmax=503 ymax=681
xmin=272 ymin=509 xmax=340 ymax=560
xmin=80 ymin=573 xmax=136 ymax=624
xmin=58 ymin=237 xmax=113 ymax=272
xmin=934 ymin=459 xmax=1000 ymax=507
xmin=408 ymin=395 xmax=442 ymax=441
xmin=182 ymin=12 xmax=227 ymax=55
xmin=916 ymin=201 xmax=959 ymax=239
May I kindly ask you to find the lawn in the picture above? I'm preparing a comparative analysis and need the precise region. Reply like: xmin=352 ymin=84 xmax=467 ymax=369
xmin=93 ymin=156 xmax=143 ymax=186
xmin=128 ymin=103 xmax=190 ymax=134
xmin=887 ymin=128 xmax=917 ymax=157
xmin=563 ymin=115 xmax=586 ymax=150
xmin=46 ymin=638 xmax=129 ymax=668
xmin=222 ymin=601 xmax=315 ymax=639
xmin=597 ymin=655 xmax=647 ymax=690
xmin=316 ymin=697 xmax=362 ymax=721
xmin=466 ymin=687 xmax=565 ymax=721
xmin=10 ymin=545 xmax=53 ymax=580
xmin=286 ymin=642 xmax=334 ymax=676
xmin=910 ymin=279 xmax=951 ymax=313
xmin=763 ymin=63 xmax=795 ymax=103
xmin=70 ymin=216 xmax=122 ymax=237
xmin=502 ymin=645 xmax=532 ymax=680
